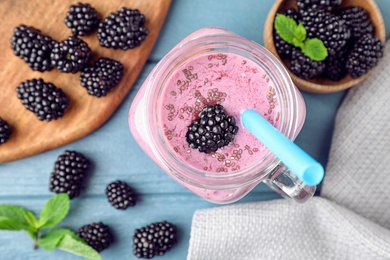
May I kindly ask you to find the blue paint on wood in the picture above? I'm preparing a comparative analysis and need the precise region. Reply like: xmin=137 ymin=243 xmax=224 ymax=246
xmin=1 ymin=0 xmax=389 ymax=259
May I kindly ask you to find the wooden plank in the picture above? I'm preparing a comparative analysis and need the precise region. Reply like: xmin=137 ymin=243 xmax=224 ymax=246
xmin=0 ymin=0 xmax=171 ymax=163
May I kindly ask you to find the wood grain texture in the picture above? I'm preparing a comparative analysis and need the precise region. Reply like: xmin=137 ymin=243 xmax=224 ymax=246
xmin=0 ymin=0 xmax=171 ymax=164
xmin=263 ymin=0 xmax=386 ymax=93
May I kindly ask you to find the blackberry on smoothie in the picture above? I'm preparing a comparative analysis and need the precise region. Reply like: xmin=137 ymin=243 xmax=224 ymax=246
xmin=160 ymin=52 xmax=280 ymax=174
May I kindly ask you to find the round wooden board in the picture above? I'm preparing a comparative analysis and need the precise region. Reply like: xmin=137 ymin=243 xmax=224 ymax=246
xmin=0 ymin=0 xmax=171 ymax=164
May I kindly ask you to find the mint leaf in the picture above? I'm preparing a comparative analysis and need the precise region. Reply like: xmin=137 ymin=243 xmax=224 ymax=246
xmin=295 ymin=23 xmax=307 ymax=43
xmin=302 ymin=38 xmax=328 ymax=61
xmin=292 ymin=38 xmax=304 ymax=48
xmin=24 ymin=210 xmax=39 ymax=228
xmin=274 ymin=14 xmax=298 ymax=44
xmin=57 ymin=234 xmax=101 ymax=260
xmin=274 ymin=13 xmax=328 ymax=62
xmin=0 ymin=205 xmax=38 ymax=227
xmin=0 ymin=216 xmax=32 ymax=231
xmin=39 ymin=228 xmax=81 ymax=251
xmin=38 ymin=194 xmax=70 ymax=230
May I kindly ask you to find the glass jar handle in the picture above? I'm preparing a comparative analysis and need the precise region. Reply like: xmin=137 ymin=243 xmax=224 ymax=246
xmin=263 ymin=163 xmax=316 ymax=203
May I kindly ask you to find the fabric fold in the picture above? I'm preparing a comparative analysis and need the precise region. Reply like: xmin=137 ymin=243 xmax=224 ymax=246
xmin=188 ymin=198 xmax=390 ymax=260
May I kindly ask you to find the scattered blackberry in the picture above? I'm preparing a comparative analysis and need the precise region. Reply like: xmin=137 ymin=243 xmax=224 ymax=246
xmin=77 ymin=222 xmax=114 ymax=252
xmin=49 ymin=150 xmax=90 ymax=199
xmin=80 ymin=58 xmax=124 ymax=97
xmin=346 ymin=34 xmax=384 ymax=78
xmin=0 ymin=118 xmax=12 ymax=145
xmin=16 ymin=79 xmax=68 ymax=122
xmin=97 ymin=8 xmax=148 ymax=50
xmin=274 ymin=8 xmax=301 ymax=58
xmin=324 ymin=44 xmax=349 ymax=81
xmin=297 ymin=0 xmax=342 ymax=12
xmin=133 ymin=221 xmax=177 ymax=259
xmin=186 ymin=104 xmax=239 ymax=154
xmin=10 ymin=25 xmax=56 ymax=72
xmin=50 ymin=36 xmax=91 ymax=73
xmin=105 ymin=180 xmax=137 ymax=209
xmin=301 ymin=8 xmax=350 ymax=56
xmin=290 ymin=48 xmax=326 ymax=79
xmin=65 ymin=3 xmax=100 ymax=36
xmin=338 ymin=6 xmax=374 ymax=39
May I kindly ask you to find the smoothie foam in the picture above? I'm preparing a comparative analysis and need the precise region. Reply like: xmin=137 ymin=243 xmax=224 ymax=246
xmin=160 ymin=52 xmax=280 ymax=174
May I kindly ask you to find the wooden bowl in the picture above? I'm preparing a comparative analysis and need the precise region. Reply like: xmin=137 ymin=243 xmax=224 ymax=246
xmin=264 ymin=0 xmax=386 ymax=93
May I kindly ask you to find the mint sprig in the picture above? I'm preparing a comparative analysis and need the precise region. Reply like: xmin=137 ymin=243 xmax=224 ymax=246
xmin=274 ymin=13 xmax=328 ymax=61
xmin=0 ymin=194 xmax=101 ymax=260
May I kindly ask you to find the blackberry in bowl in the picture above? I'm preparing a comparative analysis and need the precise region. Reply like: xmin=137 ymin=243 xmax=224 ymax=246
xmin=264 ymin=0 xmax=386 ymax=93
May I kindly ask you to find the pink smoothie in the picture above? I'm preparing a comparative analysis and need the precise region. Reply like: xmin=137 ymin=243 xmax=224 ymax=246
xmin=160 ymin=52 xmax=280 ymax=174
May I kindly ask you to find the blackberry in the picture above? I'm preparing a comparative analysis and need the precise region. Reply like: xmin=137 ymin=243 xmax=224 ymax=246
xmin=300 ymin=7 xmax=327 ymax=39
xmin=105 ymin=180 xmax=137 ymax=210
xmin=290 ymin=48 xmax=326 ymax=79
xmin=10 ymin=25 xmax=56 ymax=72
xmin=133 ymin=221 xmax=177 ymax=259
xmin=49 ymin=150 xmax=90 ymax=199
xmin=50 ymin=36 xmax=91 ymax=73
xmin=65 ymin=3 xmax=100 ymax=36
xmin=77 ymin=222 xmax=114 ymax=252
xmin=338 ymin=6 xmax=374 ymax=39
xmin=186 ymin=104 xmax=239 ymax=154
xmin=0 ymin=118 xmax=12 ymax=145
xmin=16 ymin=78 xmax=68 ymax=122
xmin=324 ymin=44 xmax=349 ymax=81
xmin=97 ymin=8 xmax=148 ymax=50
xmin=282 ymin=8 xmax=301 ymax=21
xmin=297 ymin=0 xmax=342 ymax=12
xmin=80 ymin=58 xmax=124 ymax=97
xmin=346 ymin=34 xmax=384 ymax=78
xmin=301 ymin=8 xmax=350 ymax=56
xmin=274 ymin=8 xmax=301 ymax=58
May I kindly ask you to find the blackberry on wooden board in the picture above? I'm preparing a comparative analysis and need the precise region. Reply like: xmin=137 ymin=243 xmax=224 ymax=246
xmin=80 ymin=58 xmax=124 ymax=97
xmin=16 ymin=78 xmax=68 ymax=122
xmin=0 ymin=118 xmax=12 ymax=145
xmin=97 ymin=7 xmax=148 ymax=50
xmin=65 ymin=3 xmax=100 ymax=36
xmin=50 ymin=36 xmax=91 ymax=73
xmin=10 ymin=25 xmax=56 ymax=72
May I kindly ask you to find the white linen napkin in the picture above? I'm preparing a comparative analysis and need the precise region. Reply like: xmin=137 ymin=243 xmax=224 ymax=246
xmin=187 ymin=41 xmax=390 ymax=260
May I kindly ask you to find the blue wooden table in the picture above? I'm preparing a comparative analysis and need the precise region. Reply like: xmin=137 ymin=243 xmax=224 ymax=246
xmin=1 ymin=1 xmax=389 ymax=259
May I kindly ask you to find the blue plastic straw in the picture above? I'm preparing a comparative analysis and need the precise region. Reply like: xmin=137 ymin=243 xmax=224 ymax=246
xmin=241 ymin=109 xmax=324 ymax=186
